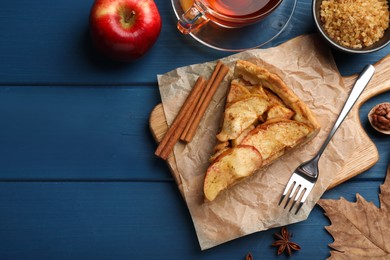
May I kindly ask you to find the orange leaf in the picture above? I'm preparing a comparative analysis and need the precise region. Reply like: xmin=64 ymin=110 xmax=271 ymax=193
xmin=318 ymin=165 xmax=390 ymax=259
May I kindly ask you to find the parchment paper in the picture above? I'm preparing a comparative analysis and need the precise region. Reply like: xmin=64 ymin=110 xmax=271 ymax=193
xmin=157 ymin=35 xmax=356 ymax=250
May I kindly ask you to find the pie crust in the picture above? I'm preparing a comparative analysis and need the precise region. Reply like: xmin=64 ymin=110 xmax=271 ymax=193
xmin=203 ymin=60 xmax=321 ymax=201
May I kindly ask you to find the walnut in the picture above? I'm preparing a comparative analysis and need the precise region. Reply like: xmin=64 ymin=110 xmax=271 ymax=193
xmin=370 ymin=103 xmax=390 ymax=131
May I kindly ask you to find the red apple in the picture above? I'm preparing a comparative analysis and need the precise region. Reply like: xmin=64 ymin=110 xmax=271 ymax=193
xmin=89 ymin=0 xmax=162 ymax=61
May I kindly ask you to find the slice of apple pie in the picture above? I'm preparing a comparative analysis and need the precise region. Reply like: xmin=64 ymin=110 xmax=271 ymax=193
xmin=204 ymin=60 xmax=321 ymax=201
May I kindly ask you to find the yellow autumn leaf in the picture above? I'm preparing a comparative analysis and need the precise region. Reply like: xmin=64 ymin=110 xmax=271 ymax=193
xmin=318 ymin=165 xmax=390 ymax=259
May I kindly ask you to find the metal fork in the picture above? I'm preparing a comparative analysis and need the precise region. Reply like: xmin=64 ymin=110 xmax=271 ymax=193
xmin=278 ymin=64 xmax=375 ymax=214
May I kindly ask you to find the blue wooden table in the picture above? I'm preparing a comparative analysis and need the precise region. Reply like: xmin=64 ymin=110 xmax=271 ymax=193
xmin=0 ymin=0 xmax=389 ymax=259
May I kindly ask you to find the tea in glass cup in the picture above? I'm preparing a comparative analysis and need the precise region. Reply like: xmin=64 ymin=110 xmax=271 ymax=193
xmin=177 ymin=0 xmax=283 ymax=34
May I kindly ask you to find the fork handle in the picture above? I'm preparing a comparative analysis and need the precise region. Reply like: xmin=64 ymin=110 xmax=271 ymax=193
xmin=315 ymin=64 xmax=375 ymax=159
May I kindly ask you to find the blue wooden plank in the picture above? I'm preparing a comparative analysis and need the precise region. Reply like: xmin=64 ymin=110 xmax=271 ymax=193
xmin=0 ymin=86 xmax=387 ymax=181
xmin=0 ymin=86 xmax=172 ymax=180
xmin=0 ymin=0 xmax=387 ymax=85
xmin=334 ymin=48 xmax=390 ymax=77
xmin=0 ymin=0 xmax=387 ymax=259
xmin=0 ymin=0 xmax=222 ymax=85
xmin=0 ymin=181 xmax=383 ymax=260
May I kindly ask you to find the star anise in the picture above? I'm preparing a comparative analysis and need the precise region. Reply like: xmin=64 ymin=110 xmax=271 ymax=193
xmin=271 ymin=227 xmax=301 ymax=256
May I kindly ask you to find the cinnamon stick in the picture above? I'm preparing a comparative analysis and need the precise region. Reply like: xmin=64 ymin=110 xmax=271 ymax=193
xmin=181 ymin=61 xmax=229 ymax=142
xmin=155 ymin=76 xmax=207 ymax=160
xmin=180 ymin=61 xmax=222 ymax=140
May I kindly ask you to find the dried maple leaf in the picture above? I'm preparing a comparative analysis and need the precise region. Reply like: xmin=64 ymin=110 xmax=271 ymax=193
xmin=318 ymin=165 xmax=390 ymax=259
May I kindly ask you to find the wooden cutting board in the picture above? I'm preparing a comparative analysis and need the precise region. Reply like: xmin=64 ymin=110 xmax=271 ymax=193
xmin=149 ymin=54 xmax=390 ymax=190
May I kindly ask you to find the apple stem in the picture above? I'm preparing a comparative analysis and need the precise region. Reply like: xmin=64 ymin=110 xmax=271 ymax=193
xmin=124 ymin=10 xmax=136 ymax=24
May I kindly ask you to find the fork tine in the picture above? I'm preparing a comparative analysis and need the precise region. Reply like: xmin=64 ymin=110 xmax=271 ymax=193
xmin=295 ymin=202 xmax=304 ymax=215
xmin=277 ymin=194 xmax=285 ymax=206
xmin=295 ymin=190 xmax=311 ymax=214
xmin=298 ymin=182 xmax=316 ymax=214
xmin=278 ymin=177 xmax=296 ymax=206
xmin=289 ymin=185 xmax=306 ymax=212
xmin=284 ymin=180 xmax=300 ymax=209
xmin=279 ymin=173 xmax=315 ymax=214
xmin=300 ymin=185 xmax=312 ymax=203
xmin=294 ymin=185 xmax=314 ymax=214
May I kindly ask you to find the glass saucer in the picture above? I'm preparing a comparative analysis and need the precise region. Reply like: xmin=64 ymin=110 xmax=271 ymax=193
xmin=171 ymin=0 xmax=297 ymax=52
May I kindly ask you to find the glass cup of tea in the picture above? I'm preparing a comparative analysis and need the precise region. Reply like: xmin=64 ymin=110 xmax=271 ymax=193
xmin=177 ymin=0 xmax=284 ymax=34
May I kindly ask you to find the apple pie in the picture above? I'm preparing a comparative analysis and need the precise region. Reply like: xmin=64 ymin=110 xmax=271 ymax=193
xmin=204 ymin=60 xmax=321 ymax=201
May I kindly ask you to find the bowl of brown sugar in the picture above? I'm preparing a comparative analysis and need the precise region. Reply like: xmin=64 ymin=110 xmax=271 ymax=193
xmin=313 ymin=0 xmax=390 ymax=54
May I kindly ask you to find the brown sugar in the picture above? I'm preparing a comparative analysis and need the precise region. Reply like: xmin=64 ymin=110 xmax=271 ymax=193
xmin=320 ymin=0 xmax=389 ymax=48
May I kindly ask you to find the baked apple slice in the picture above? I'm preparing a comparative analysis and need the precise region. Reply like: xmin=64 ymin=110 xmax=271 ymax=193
xmin=204 ymin=145 xmax=263 ymax=201
xmin=241 ymin=119 xmax=313 ymax=165
xmin=266 ymin=104 xmax=295 ymax=120
xmin=216 ymin=96 xmax=269 ymax=142
xmin=226 ymin=79 xmax=268 ymax=103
